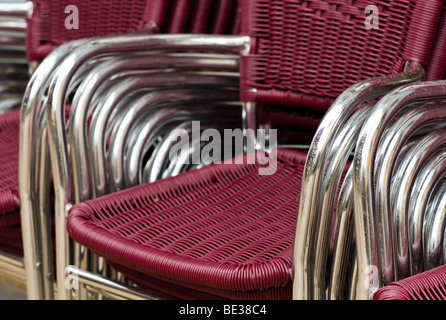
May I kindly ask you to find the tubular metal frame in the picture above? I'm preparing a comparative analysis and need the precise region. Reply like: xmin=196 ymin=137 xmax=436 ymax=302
xmin=20 ymin=33 xmax=250 ymax=300
xmin=353 ymin=79 xmax=446 ymax=300
xmin=326 ymin=103 xmax=375 ymax=300
xmin=374 ymin=103 xmax=446 ymax=281
xmin=293 ymin=61 xmax=425 ymax=300
xmin=423 ymin=178 xmax=446 ymax=270
xmin=69 ymin=53 xmax=240 ymax=201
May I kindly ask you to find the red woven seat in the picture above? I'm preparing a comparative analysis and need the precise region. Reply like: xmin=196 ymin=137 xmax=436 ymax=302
xmin=67 ymin=149 xmax=306 ymax=300
xmin=373 ymin=265 xmax=446 ymax=300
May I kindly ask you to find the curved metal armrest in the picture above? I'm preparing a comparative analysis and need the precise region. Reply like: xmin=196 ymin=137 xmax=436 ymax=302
xmin=293 ymin=61 xmax=425 ymax=300
xmin=353 ymin=79 xmax=446 ymax=300
xmin=374 ymin=103 xmax=446 ymax=282
xmin=21 ymin=33 xmax=250 ymax=300
xmin=423 ymin=179 xmax=446 ymax=270
xmin=69 ymin=52 xmax=240 ymax=201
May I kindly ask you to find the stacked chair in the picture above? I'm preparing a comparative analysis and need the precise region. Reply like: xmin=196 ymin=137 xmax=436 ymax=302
xmin=0 ymin=0 xmax=239 ymax=300
xmin=20 ymin=0 xmax=242 ymax=301
xmin=55 ymin=0 xmax=446 ymax=300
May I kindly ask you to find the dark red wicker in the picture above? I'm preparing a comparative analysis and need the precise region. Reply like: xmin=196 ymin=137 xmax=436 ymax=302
xmin=67 ymin=149 xmax=306 ymax=300
xmin=26 ymin=0 xmax=240 ymax=62
xmin=374 ymin=265 xmax=446 ymax=300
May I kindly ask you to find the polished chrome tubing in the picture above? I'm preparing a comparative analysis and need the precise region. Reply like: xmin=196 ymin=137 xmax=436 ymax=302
xmin=144 ymin=121 xmax=194 ymax=182
xmin=124 ymin=103 xmax=240 ymax=188
xmin=389 ymin=138 xmax=419 ymax=210
xmin=353 ymin=78 xmax=446 ymax=300
xmin=374 ymin=104 xmax=446 ymax=281
xmin=115 ymin=92 xmax=239 ymax=189
xmin=20 ymin=48 xmax=109 ymax=300
xmin=140 ymin=105 xmax=242 ymax=177
xmin=293 ymin=61 xmax=425 ymax=300
xmin=20 ymin=38 xmax=90 ymax=300
xmin=313 ymin=104 xmax=372 ymax=299
xmin=392 ymin=129 xmax=446 ymax=277
xmin=408 ymin=151 xmax=446 ymax=276
xmin=423 ymin=179 xmax=446 ymax=270
xmin=90 ymin=76 xmax=238 ymax=195
xmin=64 ymin=265 xmax=166 ymax=300
xmin=43 ymin=34 xmax=250 ymax=299
xmin=328 ymin=165 xmax=354 ymax=300
xmin=145 ymin=115 xmax=243 ymax=182
xmin=0 ymin=1 xmax=33 ymax=18
xmin=326 ymin=104 xmax=376 ymax=300
xmin=69 ymin=53 xmax=239 ymax=202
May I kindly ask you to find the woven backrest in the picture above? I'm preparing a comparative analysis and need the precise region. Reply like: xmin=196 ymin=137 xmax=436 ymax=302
xmin=240 ymin=0 xmax=445 ymax=111
xmin=26 ymin=0 xmax=240 ymax=61
xmin=426 ymin=1 xmax=446 ymax=81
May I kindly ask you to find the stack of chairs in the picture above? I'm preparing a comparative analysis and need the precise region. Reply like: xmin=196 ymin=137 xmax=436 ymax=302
xmin=21 ymin=0 xmax=241 ymax=301
xmin=0 ymin=0 xmax=240 ymax=300
xmin=0 ymin=0 xmax=442 ymax=300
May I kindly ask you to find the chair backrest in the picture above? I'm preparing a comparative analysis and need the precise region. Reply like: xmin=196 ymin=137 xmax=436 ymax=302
xmin=26 ymin=0 xmax=240 ymax=61
xmin=240 ymin=0 xmax=445 ymax=112
xmin=426 ymin=1 xmax=446 ymax=81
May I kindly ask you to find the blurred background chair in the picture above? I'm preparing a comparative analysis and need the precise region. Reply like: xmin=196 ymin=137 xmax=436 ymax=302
xmin=58 ymin=0 xmax=446 ymax=300
xmin=0 ymin=0 xmax=35 ymax=298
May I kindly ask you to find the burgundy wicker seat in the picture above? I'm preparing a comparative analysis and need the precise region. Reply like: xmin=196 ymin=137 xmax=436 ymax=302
xmin=373 ymin=265 xmax=446 ymax=300
xmin=63 ymin=0 xmax=446 ymax=300
xmin=68 ymin=149 xmax=305 ymax=299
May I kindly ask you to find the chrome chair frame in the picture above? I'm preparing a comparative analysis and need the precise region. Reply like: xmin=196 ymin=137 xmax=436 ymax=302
xmin=373 ymin=103 xmax=446 ymax=281
xmin=69 ymin=53 xmax=240 ymax=200
xmin=423 ymin=178 xmax=446 ymax=270
xmin=353 ymin=79 xmax=446 ymax=299
xmin=20 ymin=33 xmax=250 ymax=299
xmin=293 ymin=61 xmax=425 ymax=300
xmin=21 ymin=23 xmax=443 ymax=302
xmin=326 ymin=103 xmax=375 ymax=300
xmin=142 ymin=115 xmax=244 ymax=182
